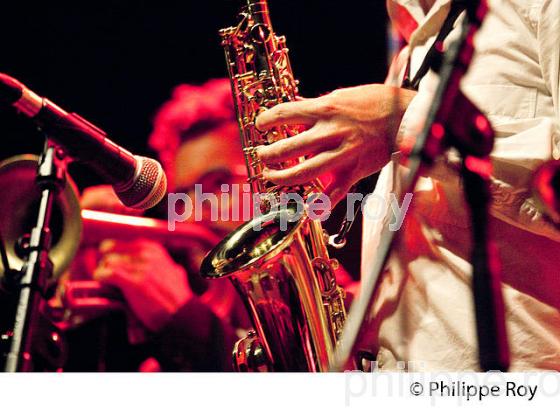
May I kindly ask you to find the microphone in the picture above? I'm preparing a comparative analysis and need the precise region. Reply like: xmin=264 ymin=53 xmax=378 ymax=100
xmin=0 ymin=73 xmax=167 ymax=210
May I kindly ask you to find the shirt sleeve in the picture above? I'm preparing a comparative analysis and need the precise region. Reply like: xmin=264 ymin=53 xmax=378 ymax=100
xmin=395 ymin=0 xmax=560 ymax=241
xmin=538 ymin=0 xmax=560 ymax=120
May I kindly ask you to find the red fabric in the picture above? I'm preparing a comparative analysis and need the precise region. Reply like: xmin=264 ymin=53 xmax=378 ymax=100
xmin=388 ymin=2 xmax=419 ymax=43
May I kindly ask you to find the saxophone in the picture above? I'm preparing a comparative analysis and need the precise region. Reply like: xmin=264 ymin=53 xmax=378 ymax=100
xmin=200 ymin=0 xmax=346 ymax=372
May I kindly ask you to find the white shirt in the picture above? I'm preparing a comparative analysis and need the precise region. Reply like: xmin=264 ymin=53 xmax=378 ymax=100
xmin=362 ymin=0 xmax=560 ymax=370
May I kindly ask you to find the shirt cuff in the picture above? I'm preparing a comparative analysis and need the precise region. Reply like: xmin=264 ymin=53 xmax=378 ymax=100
xmin=395 ymin=86 xmax=435 ymax=153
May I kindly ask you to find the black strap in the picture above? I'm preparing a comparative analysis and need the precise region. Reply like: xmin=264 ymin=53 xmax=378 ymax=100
xmin=402 ymin=2 xmax=466 ymax=91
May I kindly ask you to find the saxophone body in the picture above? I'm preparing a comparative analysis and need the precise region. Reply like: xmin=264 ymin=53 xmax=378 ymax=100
xmin=200 ymin=0 xmax=346 ymax=372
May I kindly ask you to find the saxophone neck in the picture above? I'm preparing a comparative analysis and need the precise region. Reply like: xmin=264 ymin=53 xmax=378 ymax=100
xmin=245 ymin=0 xmax=273 ymax=27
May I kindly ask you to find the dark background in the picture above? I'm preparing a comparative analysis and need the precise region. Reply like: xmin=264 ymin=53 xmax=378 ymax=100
xmin=0 ymin=0 xmax=389 ymax=276
xmin=1 ymin=0 xmax=388 ymax=174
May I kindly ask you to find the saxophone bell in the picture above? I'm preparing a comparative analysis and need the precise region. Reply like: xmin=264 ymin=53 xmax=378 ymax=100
xmin=201 ymin=0 xmax=347 ymax=372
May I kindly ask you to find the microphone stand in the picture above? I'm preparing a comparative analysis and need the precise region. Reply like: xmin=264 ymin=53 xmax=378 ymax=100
xmin=3 ymin=139 xmax=68 ymax=372
xmin=335 ymin=0 xmax=510 ymax=372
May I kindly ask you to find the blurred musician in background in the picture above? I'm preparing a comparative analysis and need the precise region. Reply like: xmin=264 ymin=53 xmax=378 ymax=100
xmin=60 ymin=79 xmax=249 ymax=371
xmin=254 ymin=0 xmax=560 ymax=370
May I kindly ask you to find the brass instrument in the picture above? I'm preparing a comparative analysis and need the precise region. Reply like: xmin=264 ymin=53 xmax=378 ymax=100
xmin=81 ymin=209 xmax=219 ymax=250
xmin=0 ymin=154 xmax=82 ymax=287
xmin=0 ymin=154 xmax=80 ymax=370
xmin=201 ymin=0 xmax=346 ymax=371
xmin=62 ymin=209 xmax=220 ymax=322
xmin=0 ymin=154 xmax=220 ymax=324
xmin=59 ymin=210 xmax=222 ymax=354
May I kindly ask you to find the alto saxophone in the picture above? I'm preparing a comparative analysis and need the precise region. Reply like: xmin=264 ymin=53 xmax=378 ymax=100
xmin=200 ymin=0 xmax=346 ymax=372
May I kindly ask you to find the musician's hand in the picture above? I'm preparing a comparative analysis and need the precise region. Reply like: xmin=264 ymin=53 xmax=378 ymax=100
xmin=93 ymin=239 xmax=193 ymax=332
xmin=255 ymin=84 xmax=416 ymax=205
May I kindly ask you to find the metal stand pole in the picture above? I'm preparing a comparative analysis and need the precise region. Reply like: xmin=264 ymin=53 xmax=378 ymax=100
xmin=4 ymin=140 xmax=67 ymax=372
xmin=335 ymin=0 xmax=510 ymax=372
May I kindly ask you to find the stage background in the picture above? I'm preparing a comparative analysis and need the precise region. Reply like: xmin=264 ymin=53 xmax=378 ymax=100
xmin=0 ymin=0 xmax=388 ymax=277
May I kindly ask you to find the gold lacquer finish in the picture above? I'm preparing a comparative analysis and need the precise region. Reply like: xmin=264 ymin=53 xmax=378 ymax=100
xmin=201 ymin=0 xmax=346 ymax=372
xmin=0 ymin=155 xmax=82 ymax=285
xmin=58 ymin=210 xmax=221 ymax=326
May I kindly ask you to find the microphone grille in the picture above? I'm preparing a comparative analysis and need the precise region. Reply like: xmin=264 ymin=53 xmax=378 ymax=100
xmin=115 ymin=156 xmax=167 ymax=210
